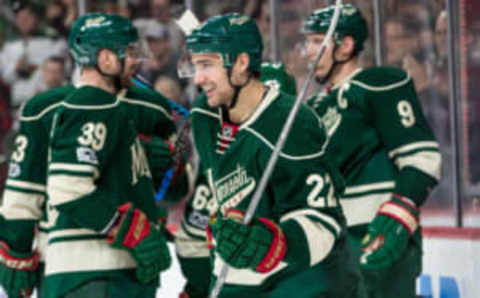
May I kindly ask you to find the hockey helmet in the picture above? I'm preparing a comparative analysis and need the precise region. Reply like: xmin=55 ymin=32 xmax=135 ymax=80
xmin=302 ymin=4 xmax=368 ymax=54
xmin=186 ymin=13 xmax=263 ymax=72
xmin=69 ymin=13 xmax=139 ymax=66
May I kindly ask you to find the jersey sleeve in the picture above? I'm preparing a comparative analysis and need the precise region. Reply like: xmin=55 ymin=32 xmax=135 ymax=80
xmin=174 ymin=165 xmax=213 ymax=298
xmin=0 ymin=105 xmax=48 ymax=251
xmin=47 ymin=106 xmax=122 ymax=232
xmin=262 ymin=108 xmax=345 ymax=269
xmin=123 ymin=86 xmax=177 ymax=140
xmin=365 ymin=70 xmax=441 ymax=205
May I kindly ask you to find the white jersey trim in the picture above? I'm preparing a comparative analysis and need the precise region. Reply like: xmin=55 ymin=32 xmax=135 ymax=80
xmin=350 ymin=73 xmax=411 ymax=92
xmin=283 ymin=213 xmax=335 ymax=265
xmin=120 ymin=97 xmax=172 ymax=120
xmin=20 ymin=102 xmax=62 ymax=121
xmin=6 ymin=180 xmax=46 ymax=192
xmin=47 ymin=174 xmax=96 ymax=206
xmin=191 ymin=107 xmax=221 ymax=120
xmin=49 ymin=163 xmax=99 ymax=179
xmin=394 ymin=151 xmax=442 ymax=180
xmin=340 ymin=193 xmax=392 ymax=226
xmin=243 ymin=127 xmax=328 ymax=160
xmin=331 ymin=68 xmax=363 ymax=90
xmin=48 ymin=228 xmax=98 ymax=241
xmin=62 ymin=100 xmax=120 ymax=110
xmin=212 ymin=253 xmax=287 ymax=286
xmin=0 ymin=189 xmax=44 ymax=220
xmin=174 ymin=224 xmax=209 ymax=258
xmin=280 ymin=209 xmax=341 ymax=237
xmin=45 ymin=239 xmax=136 ymax=275
xmin=344 ymin=181 xmax=395 ymax=196
xmin=240 ymin=84 xmax=279 ymax=129
xmin=388 ymin=141 xmax=440 ymax=158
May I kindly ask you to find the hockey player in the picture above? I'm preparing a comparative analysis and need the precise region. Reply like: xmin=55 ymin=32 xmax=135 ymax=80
xmin=302 ymin=4 xmax=441 ymax=298
xmin=175 ymin=62 xmax=298 ymax=298
xmin=0 ymin=13 xmax=180 ymax=298
xmin=182 ymin=13 xmax=365 ymax=298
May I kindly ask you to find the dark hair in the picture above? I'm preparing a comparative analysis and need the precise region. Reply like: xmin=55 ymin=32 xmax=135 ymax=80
xmin=46 ymin=55 xmax=65 ymax=66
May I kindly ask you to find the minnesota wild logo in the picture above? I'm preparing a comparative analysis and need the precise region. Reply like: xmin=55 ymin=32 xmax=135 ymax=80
xmin=321 ymin=106 xmax=342 ymax=137
xmin=215 ymin=165 xmax=256 ymax=214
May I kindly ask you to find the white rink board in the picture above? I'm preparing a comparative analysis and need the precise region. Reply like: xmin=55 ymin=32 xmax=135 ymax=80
xmin=418 ymin=229 xmax=480 ymax=298
xmin=25 ymin=235 xmax=480 ymax=298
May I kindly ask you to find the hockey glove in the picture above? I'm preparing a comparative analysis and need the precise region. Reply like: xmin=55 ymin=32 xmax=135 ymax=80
xmin=0 ymin=241 xmax=39 ymax=298
xmin=360 ymin=194 xmax=419 ymax=270
xmin=214 ymin=209 xmax=286 ymax=273
xmin=139 ymin=135 xmax=175 ymax=187
xmin=107 ymin=203 xmax=172 ymax=283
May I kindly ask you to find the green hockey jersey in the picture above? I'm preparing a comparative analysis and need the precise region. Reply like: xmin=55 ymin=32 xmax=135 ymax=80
xmin=0 ymin=84 xmax=176 ymax=261
xmin=307 ymin=67 xmax=441 ymax=229
xmin=0 ymin=85 xmax=76 ymax=259
xmin=0 ymin=83 xmax=177 ymax=298
xmin=190 ymin=85 xmax=349 ymax=294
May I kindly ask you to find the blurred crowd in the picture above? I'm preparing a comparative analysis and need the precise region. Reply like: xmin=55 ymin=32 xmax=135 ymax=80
xmin=0 ymin=0 xmax=479 ymax=210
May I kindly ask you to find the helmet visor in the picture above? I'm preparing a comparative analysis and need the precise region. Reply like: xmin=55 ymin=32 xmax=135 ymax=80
xmin=177 ymin=45 xmax=195 ymax=78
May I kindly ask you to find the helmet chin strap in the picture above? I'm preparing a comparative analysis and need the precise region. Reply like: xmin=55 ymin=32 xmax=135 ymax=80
xmin=96 ymin=57 xmax=126 ymax=93
xmin=225 ymin=67 xmax=252 ymax=110
xmin=316 ymin=43 xmax=355 ymax=85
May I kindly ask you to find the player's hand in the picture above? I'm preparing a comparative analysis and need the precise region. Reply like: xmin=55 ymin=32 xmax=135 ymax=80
xmin=0 ymin=241 xmax=39 ymax=298
xmin=360 ymin=194 xmax=419 ymax=270
xmin=139 ymin=135 xmax=175 ymax=187
xmin=107 ymin=202 xmax=171 ymax=283
xmin=214 ymin=209 xmax=286 ymax=273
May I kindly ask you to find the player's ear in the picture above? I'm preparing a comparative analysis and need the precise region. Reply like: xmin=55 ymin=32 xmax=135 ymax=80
xmin=232 ymin=53 xmax=250 ymax=80
xmin=337 ymin=36 xmax=356 ymax=60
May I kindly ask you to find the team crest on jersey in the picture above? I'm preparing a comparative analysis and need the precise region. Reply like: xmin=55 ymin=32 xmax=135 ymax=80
xmin=320 ymin=107 xmax=342 ymax=137
xmin=215 ymin=165 xmax=256 ymax=214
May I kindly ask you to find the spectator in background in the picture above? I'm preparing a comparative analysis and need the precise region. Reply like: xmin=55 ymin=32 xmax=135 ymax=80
xmin=44 ymin=0 xmax=77 ymax=37
xmin=133 ymin=0 xmax=183 ymax=53
xmin=137 ymin=22 xmax=180 ymax=85
xmin=32 ymin=56 xmax=66 ymax=94
xmin=434 ymin=10 xmax=448 ymax=68
xmin=0 ymin=2 xmax=67 ymax=120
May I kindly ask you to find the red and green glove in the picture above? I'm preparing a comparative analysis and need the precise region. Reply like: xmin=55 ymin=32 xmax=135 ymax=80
xmin=107 ymin=202 xmax=171 ymax=283
xmin=0 ymin=241 xmax=39 ymax=298
xmin=360 ymin=194 xmax=419 ymax=270
xmin=213 ymin=209 xmax=286 ymax=273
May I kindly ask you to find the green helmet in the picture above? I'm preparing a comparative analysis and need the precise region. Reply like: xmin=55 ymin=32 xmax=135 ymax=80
xmin=186 ymin=13 xmax=263 ymax=72
xmin=69 ymin=13 xmax=139 ymax=66
xmin=302 ymin=4 xmax=368 ymax=54
xmin=260 ymin=62 xmax=297 ymax=95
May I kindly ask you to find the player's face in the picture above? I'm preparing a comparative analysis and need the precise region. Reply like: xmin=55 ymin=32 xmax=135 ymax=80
xmin=121 ymin=45 xmax=141 ymax=87
xmin=192 ymin=53 xmax=234 ymax=108
xmin=305 ymin=33 xmax=335 ymax=81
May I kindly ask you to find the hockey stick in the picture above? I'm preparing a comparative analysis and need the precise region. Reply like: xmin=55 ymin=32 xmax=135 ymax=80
xmin=209 ymin=1 xmax=343 ymax=297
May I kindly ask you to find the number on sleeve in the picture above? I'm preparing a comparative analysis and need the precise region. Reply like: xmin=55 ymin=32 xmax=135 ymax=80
xmin=397 ymin=100 xmax=416 ymax=127
xmin=192 ymin=184 xmax=218 ymax=215
xmin=11 ymin=135 xmax=28 ymax=163
xmin=306 ymin=173 xmax=337 ymax=208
